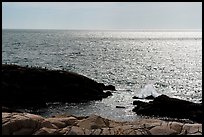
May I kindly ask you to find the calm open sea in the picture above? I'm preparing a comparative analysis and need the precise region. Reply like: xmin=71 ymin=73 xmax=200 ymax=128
xmin=2 ymin=29 xmax=202 ymax=121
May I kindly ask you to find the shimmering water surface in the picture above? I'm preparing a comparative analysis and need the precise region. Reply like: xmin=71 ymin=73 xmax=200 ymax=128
xmin=2 ymin=29 xmax=202 ymax=121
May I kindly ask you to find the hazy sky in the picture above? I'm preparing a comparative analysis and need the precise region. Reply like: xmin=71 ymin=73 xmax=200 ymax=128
xmin=2 ymin=2 xmax=202 ymax=30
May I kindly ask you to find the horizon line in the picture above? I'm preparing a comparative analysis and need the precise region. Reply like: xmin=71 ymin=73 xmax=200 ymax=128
xmin=2 ymin=28 xmax=202 ymax=32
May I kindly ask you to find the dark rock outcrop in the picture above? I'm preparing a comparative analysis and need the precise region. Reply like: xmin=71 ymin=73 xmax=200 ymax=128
xmin=104 ymin=85 xmax=116 ymax=91
xmin=132 ymin=96 xmax=141 ymax=99
xmin=116 ymin=106 xmax=125 ymax=108
xmin=104 ymin=91 xmax=112 ymax=96
xmin=2 ymin=64 xmax=113 ymax=108
xmin=145 ymin=95 xmax=155 ymax=99
xmin=133 ymin=95 xmax=155 ymax=99
xmin=133 ymin=100 xmax=149 ymax=106
xmin=98 ymin=83 xmax=116 ymax=91
xmin=132 ymin=94 xmax=202 ymax=123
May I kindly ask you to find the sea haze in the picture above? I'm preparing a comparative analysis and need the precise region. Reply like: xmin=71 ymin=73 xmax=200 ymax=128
xmin=2 ymin=29 xmax=202 ymax=121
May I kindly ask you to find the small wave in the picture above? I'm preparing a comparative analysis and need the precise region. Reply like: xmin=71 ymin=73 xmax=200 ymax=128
xmin=137 ymin=84 xmax=161 ymax=98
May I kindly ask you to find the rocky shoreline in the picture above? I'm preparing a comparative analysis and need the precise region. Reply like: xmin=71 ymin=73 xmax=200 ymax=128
xmin=2 ymin=112 xmax=202 ymax=135
xmin=2 ymin=64 xmax=202 ymax=135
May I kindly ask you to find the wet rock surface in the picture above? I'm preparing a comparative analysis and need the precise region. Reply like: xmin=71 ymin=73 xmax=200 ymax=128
xmin=2 ymin=112 xmax=202 ymax=135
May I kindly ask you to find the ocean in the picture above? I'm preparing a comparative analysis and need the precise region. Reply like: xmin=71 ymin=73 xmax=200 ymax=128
xmin=2 ymin=29 xmax=202 ymax=121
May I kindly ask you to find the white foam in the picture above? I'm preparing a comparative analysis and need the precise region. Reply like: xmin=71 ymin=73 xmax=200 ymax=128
xmin=137 ymin=84 xmax=161 ymax=98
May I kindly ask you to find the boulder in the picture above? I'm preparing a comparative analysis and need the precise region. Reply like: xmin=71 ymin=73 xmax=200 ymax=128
xmin=77 ymin=114 xmax=109 ymax=130
xmin=132 ymin=94 xmax=202 ymax=123
xmin=40 ymin=120 xmax=58 ymax=129
xmin=66 ymin=126 xmax=84 ymax=135
xmin=33 ymin=127 xmax=59 ymax=135
xmin=169 ymin=122 xmax=183 ymax=133
xmin=91 ymin=129 xmax=102 ymax=135
xmin=2 ymin=112 xmax=43 ymax=135
xmin=44 ymin=118 xmax=66 ymax=128
xmin=46 ymin=117 xmax=78 ymax=127
xmin=149 ymin=125 xmax=177 ymax=135
xmin=180 ymin=124 xmax=202 ymax=135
